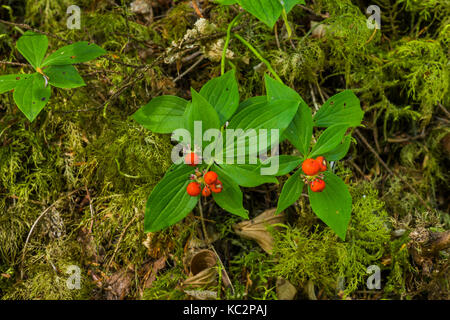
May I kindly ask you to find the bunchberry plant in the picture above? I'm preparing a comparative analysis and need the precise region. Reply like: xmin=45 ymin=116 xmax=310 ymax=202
xmin=0 ymin=31 xmax=106 ymax=121
xmin=262 ymin=75 xmax=364 ymax=240
xmin=133 ymin=66 xmax=364 ymax=241
xmin=133 ymin=70 xmax=298 ymax=232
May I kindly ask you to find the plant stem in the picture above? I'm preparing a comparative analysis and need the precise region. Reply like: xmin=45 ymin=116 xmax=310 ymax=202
xmin=233 ymin=33 xmax=283 ymax=83
xmin=281 ymin=8 xmax=292 ymax=38
xmin=198 ymin=199 xmax=235 ymax=296
xmin=221 ymin=12 xmax=244 ymax=75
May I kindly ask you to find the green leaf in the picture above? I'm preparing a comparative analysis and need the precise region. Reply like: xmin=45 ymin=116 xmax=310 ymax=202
xmin=42 ymin=41 xmax=106 ymax=66
xmin=199 ymin=69 xmax=239 ymax=125
xmin=235 ymin=96 xmax=267 ymax=114
xmin=218 ymin=163 xmax=278 ymax=187
xmin=212 ymin=165 xmax=249 ymax=218
xmin=283 ymin=0 xmax=306 ymax=13
xmin=133 ymin=95 xmax=188 ymax=134
xmin=237 ymin=0 xmax=283 ymax=28
xmin=16 ymin=31 xmax=48 ymax=69
xmin=0 ymin=74 xmax=29 ymax=94
xmin=45 ymin=64 xmax=85 ymax=88
xmin=13 ymin=73 xmax=51 ymax=122
xmin=144 ymin=165 xmax=198 ymax=232
xmin=276 ymin=168 xmax=304 ymax=214
xmin=184 ymin=89 xmax=221 ymax=139
xmin=265 ymin=74 xmax=300 ymax=101
xmin=310 ymin=125 xmax=348 ymax=158
xmin=259 ymin=155 xmax=301 ymax=176
xmin=222 ymin=99 xmax=299 ymax=161
xmin=313 ymin=90 xmax=364 ymax=128
xmin=321 ymin=135 xmax=352 ymax=161
xmin=283 ymin=102 xmax=313 ymax=155
xmin=308 ymin=171 xmax=352 ymax=240
xmin=265 ymin=74 xmax=312 ymax=155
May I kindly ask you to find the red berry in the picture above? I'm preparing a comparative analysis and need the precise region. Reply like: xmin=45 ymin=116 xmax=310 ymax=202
xmin=185 ymin=152 xmax=199 ymax=167
xmin=210 ymin=180 xmax=223 ymax=193
xmin=310 ymin=179 xmax=326 ymax=192
xmin=204 ymin=171 xmax=218 ymax=185
xmin=202 ymin=186 xmax=212 ymax=197
xmin=186 ymin=182 xmax=201 ymax=196
xmin=302 ymin=158 xmax=320 ymax=176
xmin=315 ymin=156 xmax=327 ymax=172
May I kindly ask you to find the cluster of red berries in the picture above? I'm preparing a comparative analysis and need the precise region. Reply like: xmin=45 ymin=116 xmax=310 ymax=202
xmin=301 ymin=156 xmax=327 ymax=192
xmin=187 ymin=170 xmax=223 ymax=197
xmin=184 ymin=152 xmax=223 ymax=197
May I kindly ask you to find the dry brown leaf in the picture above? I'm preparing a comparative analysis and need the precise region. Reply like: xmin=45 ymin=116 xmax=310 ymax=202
xmin=182 ymin=267 xmax=218 ymax=290
xmin=143 ymin=256 xmax=167 ymax=289
xmin=233 ymin=208 xmax=285 ymax=254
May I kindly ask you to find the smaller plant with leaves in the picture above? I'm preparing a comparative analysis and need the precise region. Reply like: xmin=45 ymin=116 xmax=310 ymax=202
xmin=0 ymin=31 xmax=106 ymax=121
xmin=265 ymin=75 xmax=364 ymax=240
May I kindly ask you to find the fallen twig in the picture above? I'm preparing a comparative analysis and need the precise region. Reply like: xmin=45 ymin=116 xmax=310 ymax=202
xmin=173 ymin=55 xmax=205 ymax=83
xmin=198 ymin=199 xmax=235 ymax=296
xmin=106 ymin=212 xmax=139 ymax=272
xmin=20 ymin=190 xmax=79 ymax=279
xmin=0 ymin=19 xmax=70 ymax=43
xmin=355 ymin=129 xmax=433 ymax=211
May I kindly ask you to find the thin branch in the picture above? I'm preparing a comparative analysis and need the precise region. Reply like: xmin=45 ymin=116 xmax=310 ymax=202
xmin=106 ymin=213 xmax=139 ymax=271
xmin=198 ymin=199 xmax=235 ymax=296
xmin=355 ymin=129 xmax=433 ymax=211
xmin=173 ymin=55 xmax=205 ymax=83
xmin=0 ymin=19 xmax=70 ymax=43
xmin=0 ymin=61 xmax=32 ymax=68
xmin=438 ymin=103 xmax=450 ymax=118
xmin=20 ymin=190 xmax=79 ymax=279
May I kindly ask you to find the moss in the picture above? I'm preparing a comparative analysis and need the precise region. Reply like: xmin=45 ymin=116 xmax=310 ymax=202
xmin=385 ymin=40 xmax=448 ymax=125
xmin=270 ymin=225 xmax=343 ymax=297
xmin=269 ymin=182 xmax=408 ymax=298
xmin=142 ymin=265 xmax=186 ymax=300
xmin=2 ymin=240 xmax=93 ymax=300
xmin=338 ymin=182 xmax=391 ymax=296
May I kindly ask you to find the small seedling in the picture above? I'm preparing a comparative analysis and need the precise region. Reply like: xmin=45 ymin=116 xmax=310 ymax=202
xmin=0 ymin=31 xmax=106 ymax=121
xmin=265 ymin=74 xmax=364 ymax=240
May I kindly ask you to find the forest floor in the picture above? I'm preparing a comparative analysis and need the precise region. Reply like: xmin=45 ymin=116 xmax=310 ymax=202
xmin=0 ymin=0 xmax=449 ymax=300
